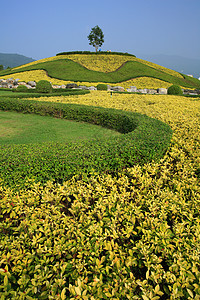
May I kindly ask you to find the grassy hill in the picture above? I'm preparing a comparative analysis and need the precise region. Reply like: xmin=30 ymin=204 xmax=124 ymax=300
xmin=0 ymin=52 xmax=200 ymax=89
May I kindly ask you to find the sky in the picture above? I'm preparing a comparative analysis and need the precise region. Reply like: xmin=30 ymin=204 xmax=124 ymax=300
xmin=1 ymin=0 xmax=200 ymax=61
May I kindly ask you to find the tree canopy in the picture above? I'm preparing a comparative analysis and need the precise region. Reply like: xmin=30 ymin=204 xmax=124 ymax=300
xmin=87 ymin=25 xmax=104 ymax=52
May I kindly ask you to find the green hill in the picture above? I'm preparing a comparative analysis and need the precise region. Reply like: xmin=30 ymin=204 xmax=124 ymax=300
xmin=0 ymin=52 xmax=200 ymax=89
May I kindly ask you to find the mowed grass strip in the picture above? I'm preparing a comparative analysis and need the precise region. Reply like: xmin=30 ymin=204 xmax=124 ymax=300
xmin=0 ymin=111 xmax=120 ymax=145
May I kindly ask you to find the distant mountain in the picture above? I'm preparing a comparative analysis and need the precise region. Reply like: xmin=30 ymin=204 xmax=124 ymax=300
xmin=0 ymin=53 xmax=35 ymax=69
xmin=139 ymin=54 xmax=200 ymax=79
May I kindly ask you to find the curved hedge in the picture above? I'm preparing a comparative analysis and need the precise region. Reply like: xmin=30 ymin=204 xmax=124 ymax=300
xmin=0 ymin=98 xmax=173 ymax=189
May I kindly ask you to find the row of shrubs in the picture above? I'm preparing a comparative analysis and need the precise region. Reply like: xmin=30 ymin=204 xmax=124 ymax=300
xmin=97 ymin=83 xmax=184 ymax=95
xmin=15 ymin=81 xmax=107 ymax=93
xmin=56 ymin=50 xmax=136 ymax=57
xmin=14 ymin=80 xmax=52 ymax=93
xmin=1 ymin=81 xmax=90 ymax=98
xmin=1 ymin=79 xmax=185 ymax=96
xmin=0 ymin=98 xmax=172 ymax=190
xmin=11 ymin=82 xmax=107 ymax=93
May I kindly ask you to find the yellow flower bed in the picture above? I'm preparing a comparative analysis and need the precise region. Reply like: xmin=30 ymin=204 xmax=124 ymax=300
xmin=118 ymin=77 xmax=172 ymax=89
xmin=14 ymin=54 xmax=183 ymax=79
xmin=67 ymin=54 xmax=127 ymax=72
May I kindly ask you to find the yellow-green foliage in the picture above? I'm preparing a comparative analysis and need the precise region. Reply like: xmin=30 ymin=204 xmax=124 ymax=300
xmin=0 ymin=92 xmax=200 ymax=299
xmin=1 ymin=70 xmax=175 ymax=89
xmin=7 ymin=53 xmax=186 ymax=90
xmin=14 ymin=54 xmax=184 ymax=79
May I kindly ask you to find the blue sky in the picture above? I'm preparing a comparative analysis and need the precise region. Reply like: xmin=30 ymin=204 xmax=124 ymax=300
xmin=1 ymin=0 xmax=200 ymax=60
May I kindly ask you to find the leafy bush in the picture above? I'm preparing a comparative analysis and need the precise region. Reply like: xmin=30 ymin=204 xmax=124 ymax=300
xmin=16 ymin=85 xmax=28 ymax=92
xmin=0 ymin=98 xmax=172 ymax=190
xmin=96 ymin=84 xmax=107 ymax=91
xmin=0 ymin=170 xmax=199 ymax=298
xmin=36 ymin=80 xmax=52 ymax=93
xmin=167 ymin=84 xmax=183 ymax=95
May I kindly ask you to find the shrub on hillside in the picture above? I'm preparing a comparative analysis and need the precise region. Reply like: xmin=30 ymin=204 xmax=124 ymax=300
xmin=167 ymin=85 xmax=183 ymax=95
xmin=16 ymin=85 xmax=29 ymax=92
xmin=36 ymin=80 xmax=52 ymax=93
xmin=97 ymin=84 xmax=108 ymax=91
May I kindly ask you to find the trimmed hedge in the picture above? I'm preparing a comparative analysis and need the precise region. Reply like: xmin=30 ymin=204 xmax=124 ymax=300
xmin=0 ymin=98 xmax=172 ymax=190
xmin=36 ymin=80 xmax=52 ymax=93
xmin=16 ymin=85 xmax=28 ymax=92
xmin=0 ymin=89 xmax=90 ymax=99
xmin=96 ymin=84 xmax=108 ymax=91
xmin=56 ymin=50 xmax=136 ymax=57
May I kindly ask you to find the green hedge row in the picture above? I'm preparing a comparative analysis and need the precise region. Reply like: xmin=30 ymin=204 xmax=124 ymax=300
xmin=0 ymin=98 xmax=172 ymax=190
xmin=56 ymin=50 xmax=136 ymax=57
xmin=0 ymin=89 xmax=90 ymax=99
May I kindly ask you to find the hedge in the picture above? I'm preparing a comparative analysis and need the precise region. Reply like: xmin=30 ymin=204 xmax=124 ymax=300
xmin=0 ymin=98 xmax=172 ymax=189
xmin=56 ymin=50 xmax=136 ymax=57
xmin=0 ymin=89 xmax=90 ymax=99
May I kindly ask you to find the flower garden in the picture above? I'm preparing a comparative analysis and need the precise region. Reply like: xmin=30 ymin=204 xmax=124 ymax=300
xmin=0 ymin=53 xmax=200 ymax=299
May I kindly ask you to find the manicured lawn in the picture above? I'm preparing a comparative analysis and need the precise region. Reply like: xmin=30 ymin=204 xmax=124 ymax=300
xmin=0 ymin=111 xmax=120 ymax=145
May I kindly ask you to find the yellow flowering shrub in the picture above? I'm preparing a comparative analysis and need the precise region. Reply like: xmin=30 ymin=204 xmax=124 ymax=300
xmin=0 ymin=91 xmax=200 ymax=298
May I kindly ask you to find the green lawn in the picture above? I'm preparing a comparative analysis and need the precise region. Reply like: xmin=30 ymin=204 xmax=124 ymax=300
xmin=0 ymin=111 xmax=120 ymax=145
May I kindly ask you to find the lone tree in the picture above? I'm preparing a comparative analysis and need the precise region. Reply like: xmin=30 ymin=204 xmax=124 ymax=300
xmin=87 ymin=25 xmax=104 ymax=52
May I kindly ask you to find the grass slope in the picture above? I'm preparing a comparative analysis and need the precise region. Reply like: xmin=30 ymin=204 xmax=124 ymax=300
xmin=1 ymin=56 xmax=200 ymax=89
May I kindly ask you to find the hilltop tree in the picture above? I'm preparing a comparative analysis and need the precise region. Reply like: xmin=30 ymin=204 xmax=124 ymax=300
xmin=87 ymin=25 xmax=104 ymax=52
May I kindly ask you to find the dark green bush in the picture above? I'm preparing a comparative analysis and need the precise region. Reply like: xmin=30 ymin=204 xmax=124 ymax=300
xmin=56 ymin=51 xmax=136 ymax=57
xmin=167 ymin=85 xmax=183 ymax=95
xmin=16 ymin=85 xmax=28 ymax=92
xmin=36 ymin=80 xmax=52 ymax=93
xmin=97 ymin=84 xmax=108 ymax=91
